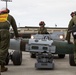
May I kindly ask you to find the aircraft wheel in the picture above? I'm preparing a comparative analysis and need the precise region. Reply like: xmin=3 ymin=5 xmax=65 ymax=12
xmin=12 ymin=50 xmax=22 ymax=65
xmin=58 ymin=54 xmax=65 ymax=58
xmin=69 ymin=54 xmax=76 ymax=66
xmin=5 ymin=52 xmax=9 ymax=65
xmin=30 ymin=53 xmax=36 ymax=58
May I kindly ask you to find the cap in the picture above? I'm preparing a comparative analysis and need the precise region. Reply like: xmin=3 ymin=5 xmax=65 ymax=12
xmin=70 ymin=12 xmax=75 ymax=17
xmin=39 ymin=21 xmax=45 ymax=26
xmin=0 ymin=8 xmax=10 ymax=13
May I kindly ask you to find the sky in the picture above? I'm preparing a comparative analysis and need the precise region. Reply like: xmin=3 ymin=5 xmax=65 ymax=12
xmin=0 ymin=0 xmax=76 ymax=27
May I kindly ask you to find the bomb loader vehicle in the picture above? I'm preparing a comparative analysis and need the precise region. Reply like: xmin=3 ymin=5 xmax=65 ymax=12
xmin=25 ymin=32 xmax=75 ymax=69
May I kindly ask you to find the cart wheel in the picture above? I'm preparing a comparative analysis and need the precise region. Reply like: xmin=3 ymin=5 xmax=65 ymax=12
xmin=12 ymin=50 xmax=22 ymax=65
xmin=5 ymin=53 xmax=9 ymax=65
xmin=69 ymin=54 xmax=76 ymax=66
xmin=30 ymin=53 xmax=36 ymax=58
xmin=58 ymin=54 xmax=65 ymax=58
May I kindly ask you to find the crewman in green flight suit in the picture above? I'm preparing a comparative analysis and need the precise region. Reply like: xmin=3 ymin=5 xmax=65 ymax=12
xmin=38 ymin=21 xmax=48 ymax=34
xmin=66 ymin=11 xmax=76 ymax=64
xmin=0 ymin=8 xmax=19 ymax=72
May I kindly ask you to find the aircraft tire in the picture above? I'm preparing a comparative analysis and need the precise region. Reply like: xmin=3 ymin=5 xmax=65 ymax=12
xmin=69 ymin=54 xmax=76 ymax=66
xmin=12 ymin=50 xmax=22 ymax=65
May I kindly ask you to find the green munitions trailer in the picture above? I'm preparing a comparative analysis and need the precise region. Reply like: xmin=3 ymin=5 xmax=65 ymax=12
xmin=8 ymin=32 xmax=76 ymax=69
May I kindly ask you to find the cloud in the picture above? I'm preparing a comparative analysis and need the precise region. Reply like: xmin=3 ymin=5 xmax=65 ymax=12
xmin=0 ymin=0 xmax=76 ymax=27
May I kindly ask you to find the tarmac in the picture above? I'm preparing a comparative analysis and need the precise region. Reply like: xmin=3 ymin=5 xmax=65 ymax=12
xmin=1 ymin=52 xmax=76 ymax=75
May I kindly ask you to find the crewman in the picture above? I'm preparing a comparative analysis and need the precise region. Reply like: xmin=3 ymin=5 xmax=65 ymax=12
xmin=0 ymin=8 xmax=19 ymax=72
xmin=66 ymin=11 xmax=76 ymax=64
xmin=38 ymin=21 xmax=48 ymax=34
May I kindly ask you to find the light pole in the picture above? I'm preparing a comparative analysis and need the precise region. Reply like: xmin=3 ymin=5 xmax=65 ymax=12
xmin=1 ymin=0 xmax=12 ymax=9
xmin=6 ymin=0 xmax=7 ymax=9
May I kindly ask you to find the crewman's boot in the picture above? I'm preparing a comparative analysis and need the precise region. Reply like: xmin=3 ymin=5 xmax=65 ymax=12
xmin=1 ymin=65 xmax=8 ymax=72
